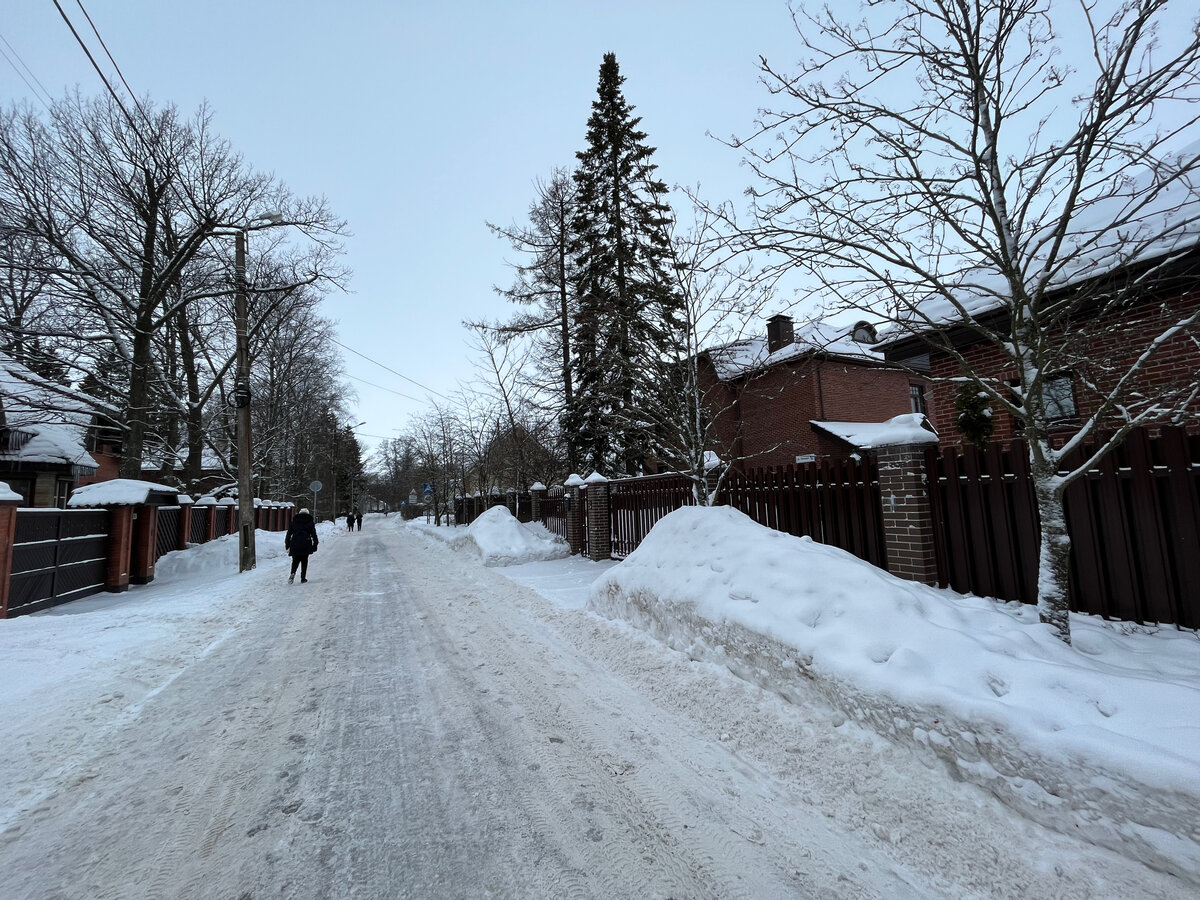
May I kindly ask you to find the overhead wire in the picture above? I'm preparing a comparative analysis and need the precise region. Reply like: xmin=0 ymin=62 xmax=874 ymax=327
xmin=330 ymin=337 xmax=450 ymax=400
xmin=50 ymin=0 xmax=144 ymax=139
xmin=73 ymin=0 xmax=154 ymax=125
xmin=0 ymin=32 xmax=55 ymax=111
xmin=344 ymin=372 xmax=424 ymax=403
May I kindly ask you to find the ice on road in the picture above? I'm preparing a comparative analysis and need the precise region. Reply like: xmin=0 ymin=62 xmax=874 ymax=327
xmin=0 ymin=519 xmax=1190 ymax=898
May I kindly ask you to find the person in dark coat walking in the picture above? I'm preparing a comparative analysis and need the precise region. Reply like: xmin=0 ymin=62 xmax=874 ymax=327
xmin=355 ymin=509 xmax=362 ymax=531
xmin=285 ymin=508 xmax=319 ymax=584
xmin=345 ymin=511 xmax=354 ymax=532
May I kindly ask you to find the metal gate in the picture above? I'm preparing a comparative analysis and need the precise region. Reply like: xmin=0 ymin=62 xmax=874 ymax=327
xmin=9 ymin=508 xmax=110 ymax=616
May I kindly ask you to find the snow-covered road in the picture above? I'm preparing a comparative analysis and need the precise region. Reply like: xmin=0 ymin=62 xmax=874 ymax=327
xmin=0 ymin=520 xmax=1191 ymax=898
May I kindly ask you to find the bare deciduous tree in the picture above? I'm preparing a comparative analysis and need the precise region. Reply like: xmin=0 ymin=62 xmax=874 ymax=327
xmin=730 ymin=0 xmax=1200 ymax=642
xmin=0 ymin=93 xmax=347 ymax=478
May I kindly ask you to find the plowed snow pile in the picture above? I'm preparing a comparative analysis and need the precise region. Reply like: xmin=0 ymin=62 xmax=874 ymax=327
xmin=449 ymin=505 xmax=570 ymax=566
xmin=587 ymin=505 xmax=1200 ymax=882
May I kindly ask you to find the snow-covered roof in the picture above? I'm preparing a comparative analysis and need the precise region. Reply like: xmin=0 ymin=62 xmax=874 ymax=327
xmin=705 ymin=319 xmax=884 ymax=381
xmin=140 ymin=446 xmax=226 ymax=475
xmin=0 ymin=352 xmax=100 ymax=471
xmin=810 ymin=414 xmax=939 ymax=449
xmin=900 ymin=150 xmax=1200 ymax=330
xmin=68 ymin=478 xmax=182 ymax=507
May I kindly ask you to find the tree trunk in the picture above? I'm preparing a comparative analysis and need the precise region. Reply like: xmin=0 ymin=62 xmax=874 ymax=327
xmin=1031 ymin=459 xmax=1072 ymax=645
xmin=120 ymin=326 xmax=155 ymax=479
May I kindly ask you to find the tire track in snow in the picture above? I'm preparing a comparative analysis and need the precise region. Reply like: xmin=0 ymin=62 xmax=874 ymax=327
xmin=396 ymin=532 xmax=906 ymax=899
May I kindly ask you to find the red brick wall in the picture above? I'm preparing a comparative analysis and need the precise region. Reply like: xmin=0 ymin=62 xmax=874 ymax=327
xmin=76 ymin=442 xmax=121 ymax=488
xmin=702 ymin=356 xmax=925 ymax=470
xmin=929 ymin=288 xmax=1200 ymax=445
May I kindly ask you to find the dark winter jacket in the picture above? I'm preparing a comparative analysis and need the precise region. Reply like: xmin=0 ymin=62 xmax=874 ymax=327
xmin=286 ymin=512 xmax=319 ymax=557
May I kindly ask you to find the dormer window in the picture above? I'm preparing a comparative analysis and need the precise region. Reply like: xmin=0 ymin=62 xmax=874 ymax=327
xmin=851 ymin=321 xmax=878 ymax=343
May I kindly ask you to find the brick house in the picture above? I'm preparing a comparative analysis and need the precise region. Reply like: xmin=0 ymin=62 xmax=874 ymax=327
xmin=876 ymin=250 xmax=1200 ymax=446
xmin=700 ymin=314 xmax=933 ymax=470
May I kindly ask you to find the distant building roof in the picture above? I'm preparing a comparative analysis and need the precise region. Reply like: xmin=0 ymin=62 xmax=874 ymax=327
xmin=0 ymin=352 xmax=101 ymax=472
xmin=704 ymin=318 xmax=885 ymax=381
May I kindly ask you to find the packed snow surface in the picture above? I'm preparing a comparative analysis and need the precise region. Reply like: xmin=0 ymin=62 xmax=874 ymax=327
xmin=1 ymin=510 xmax=1197 ymax=897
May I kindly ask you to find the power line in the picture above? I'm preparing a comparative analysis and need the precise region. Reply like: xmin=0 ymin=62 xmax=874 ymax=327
xmin=51 ymin=0 xmax=147 ymax=144
xmin=344 ymin=372 xmax=424 ymax=403
xmin=74 ymin=0 xmax=153 ymax=125
xmin=331 ymin=337 xmax=450 ymax=400
xmin=0 ymin=32 xmax=55 ymax=110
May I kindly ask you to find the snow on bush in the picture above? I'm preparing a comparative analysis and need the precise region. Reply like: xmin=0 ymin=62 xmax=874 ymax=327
xmin=588 ymin=505 xmax=1200 ymax=882
xmin=449 ymin=505 xmax=570 ymax=567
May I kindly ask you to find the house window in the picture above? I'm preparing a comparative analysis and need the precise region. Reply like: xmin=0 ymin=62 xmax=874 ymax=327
xmin=55 ymin=479 xmax=72 ymax=509
xmin=909 ymin=383 xmax=928 ymax=415
xmin=1011 ymin=372 xmax=1077 ymax=433
xmin=1042 ymin=374 xmax=1077 ymax=420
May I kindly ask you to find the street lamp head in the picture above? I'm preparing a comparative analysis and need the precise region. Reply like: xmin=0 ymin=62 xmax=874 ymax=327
xmin=257 ymin=212 xmax=284 ymax=225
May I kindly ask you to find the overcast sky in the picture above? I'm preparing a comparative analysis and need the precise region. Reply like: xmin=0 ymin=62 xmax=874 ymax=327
xmin=4 ymin=1 xmax=806 ymax=457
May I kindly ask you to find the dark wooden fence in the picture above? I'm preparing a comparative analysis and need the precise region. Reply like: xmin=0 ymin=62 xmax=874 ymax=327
xmin=610 ymin=473 xmax=696 ymax=559
xmin=601 ymin=461 xmax=886 ymax=569
xmin=455 ymin=492 xmax=532 ymax=526
xmin=9 ymin=509 xmax=110 ymax=616
xmin=721 ymin=460 xmax=887 ymax=570
xmin=926 ymin=427 xmax=1200 ymax=628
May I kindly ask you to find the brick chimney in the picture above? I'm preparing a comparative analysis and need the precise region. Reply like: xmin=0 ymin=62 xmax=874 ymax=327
xmin=766 ymin=314 xmax=794 ymax=353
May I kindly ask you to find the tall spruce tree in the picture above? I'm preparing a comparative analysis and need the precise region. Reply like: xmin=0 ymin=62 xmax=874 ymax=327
xmin=568 ymin=53 xmax=684 ymax=475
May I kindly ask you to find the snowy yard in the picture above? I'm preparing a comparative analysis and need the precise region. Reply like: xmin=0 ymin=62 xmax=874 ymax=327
xmin=0 ymin=508 xmax=1197 ymax=898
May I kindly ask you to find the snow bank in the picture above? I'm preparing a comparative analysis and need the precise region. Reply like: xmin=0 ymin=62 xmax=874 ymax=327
xmin=446 ymin=506 xmax=570 ymax=567
xmin=154 ymin=520 xmax=342 ymax=581
xmin=588 ymin=505 xmax=1200 ymax=882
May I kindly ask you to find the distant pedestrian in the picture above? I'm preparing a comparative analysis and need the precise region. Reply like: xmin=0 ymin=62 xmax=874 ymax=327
xmin=346 ymin=512 xmax=354 ymax=532
xmin=285 ymin=508 xmax=319 ymax=584
xmin=355 ymin=510 xmax=363 ymax=531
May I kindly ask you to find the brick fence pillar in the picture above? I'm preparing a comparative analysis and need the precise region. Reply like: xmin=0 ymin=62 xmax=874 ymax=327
xmin=584 ymin=473 xmax=611 ymax=561
xmin=874 ymin=442 xmax=939 ymax=585
xmin=0 ymin=486 xmax=20 ymax=617
xmin=105 ymin=505 xmax=134 ymax=593
xmin=196 ymin=498 xmax=217 ymax=542
xmin=564 ymin=474 xmax=584 ymax=555
xmin=530 ymin=482 xmax=546 ymax=523
xmin=177 ymin=500 xmax=192 ymax=551
xmin=130 ymin=504 xmax=160 ymax=585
